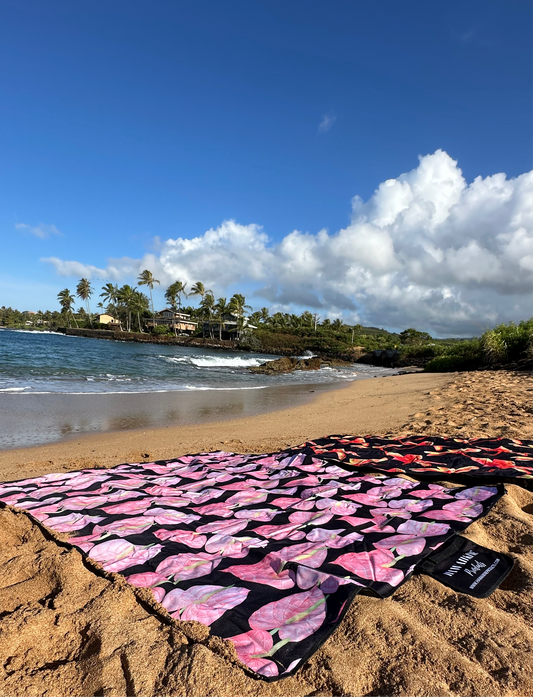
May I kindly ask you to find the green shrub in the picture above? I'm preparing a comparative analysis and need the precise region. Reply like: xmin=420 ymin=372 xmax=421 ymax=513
xmin=424 ymin=339 xmax=483 ymax=372
xmin=400 ymin=344 xmax=446 ymax=359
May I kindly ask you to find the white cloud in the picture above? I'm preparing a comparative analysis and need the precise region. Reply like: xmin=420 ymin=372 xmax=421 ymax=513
xmin=318 ymin=114 xmax=336 ymax=133
xmin=17 ymin=222 xmax=62 ymax=239
xmin=42 ymin=150 xmax=533 ymax=336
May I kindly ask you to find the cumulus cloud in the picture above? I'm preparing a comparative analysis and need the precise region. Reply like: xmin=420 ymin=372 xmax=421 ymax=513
xmin=17 ymin=222 xmax=62 ymax=239
xmin=318 ymin=114 xmax=336 ymax=133
xmin=42 ymin=150 xmax=533 ymax=336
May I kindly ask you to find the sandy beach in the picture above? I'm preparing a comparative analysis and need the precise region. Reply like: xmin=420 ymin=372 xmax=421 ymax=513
xmin=1 ymin=370 xmax=533 ymax=696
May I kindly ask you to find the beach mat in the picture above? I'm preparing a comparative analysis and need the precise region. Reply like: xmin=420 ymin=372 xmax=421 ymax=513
xmin=287 ymin=435 xmax=533 ymax=489
xmin=0 ymin=449 xmax=506 ymax=680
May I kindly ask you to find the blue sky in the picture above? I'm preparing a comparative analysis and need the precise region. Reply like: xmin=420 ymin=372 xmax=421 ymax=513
xmin=1 ymin=1 xmax=532 ymax=335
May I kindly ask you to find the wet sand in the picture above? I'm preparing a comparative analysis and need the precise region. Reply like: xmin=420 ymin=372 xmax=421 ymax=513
xmin=0 ymin=370 xmax=533 ymax=696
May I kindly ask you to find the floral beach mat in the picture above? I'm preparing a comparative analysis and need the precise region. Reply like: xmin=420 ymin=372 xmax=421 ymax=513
xmin=0 ymin=449 xmax=504 ymax=680
xmin=287 ymin=435 xmax=533 ymax=489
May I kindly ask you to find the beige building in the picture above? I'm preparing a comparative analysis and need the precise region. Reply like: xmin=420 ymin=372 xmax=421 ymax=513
xmin=146 ymin=309 xmax=197 ymax=334
xmin=99 ymin=314 xmax=121 ymax=326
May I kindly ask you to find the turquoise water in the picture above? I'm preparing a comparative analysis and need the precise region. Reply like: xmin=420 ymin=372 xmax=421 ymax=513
xmin=0 ymin=329 xmax=393 ymax=394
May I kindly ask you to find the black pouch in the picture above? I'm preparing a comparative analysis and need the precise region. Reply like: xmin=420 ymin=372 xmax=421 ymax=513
xmin=417 ymin=536 xmax=514 ymax=598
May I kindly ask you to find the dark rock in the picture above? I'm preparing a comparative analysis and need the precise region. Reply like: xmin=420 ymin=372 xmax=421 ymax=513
xmin=249 ymin=357 xmax=298 ymax=374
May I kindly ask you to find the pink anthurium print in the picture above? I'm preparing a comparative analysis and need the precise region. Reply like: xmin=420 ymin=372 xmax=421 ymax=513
xmin=332 ymin=549 xmax=404 ymax=587
xmin=251 ymin=522 xmax=301 ymax=540
xmin=96 ymin=516 xmax=156 ymax=537
xmin=396 ymin=520 xmax=451 ymax=537
xmin=315 ymin=498 xmax=360 ymax=516
xmin=88 ymin=540 xmax=163 ymax=573
xmin=294 ymin=565 xmax=360 ymax=592
xmin=288 ymin=510 xmax=334 ymax=527
xmin=103 ymin=499 xmax=152 ymax=515
xmin=365 ymin=485 xmax=404 ymax=500
xmin=60 ymin=495 xmax=110 ymax=510
xmin=249 ymin=586 xmax=326 ymax=642
xmin=44 ymin=513 xmax=104 ymax=533
xmin=388 ymin=498 xmax=434 ymax=513
xmin=276 ymin=542 xmax=328 ymax=569
xmin=104 ymin=490 xmax=145 ymax=503
xmin=161 ymin=584 xmax=249 ymax=624
xmin=342 ymin=493 xmax=387 ymax=507
xmin=234 ymin=508 xmax=279 ymax=522
xmin=339 ymin=514 xmax=375 ymax=527
xmin=421 ymin=499 xmax=483 ymax=522
xmin=409 ymin=485 xmax=454 ymax=500
xmin=381 ymin=478 xmax=418 ymax=490
xmin=150 ymin=509 xmax=201 ymax=526
xmin=224 ymin=490 xmax=269 ymax=507
xmin=454 ymin=486 xmax=498 ymax=501
xmin=204 ymin=534 xmax=267 ymax=558
xmin=228 ymin=629 xmax=279 ymax=677
xmin=153 ymin=528 xmax=207 ymax=548
xmin=126 ymin=571 xmax=168 ymax=588
xmin=373 ymin=535 xmax=426 ymax=556
xmin=156 ymin=552 xmax=222 ymax=581
xmin=219 ymin=481 xmax=252 ymax=491
xmin=197 ymin=518 xmax=249 ymax=536
xmin=223 ymin=552 xmax=295 ymax=589
xmin=191 ymin=502 xmax=234 ymax=517
xmin=306 ymin=528 xmax=364 ymax=549
xmin=181 ymin=489 xmax=225 ymax=505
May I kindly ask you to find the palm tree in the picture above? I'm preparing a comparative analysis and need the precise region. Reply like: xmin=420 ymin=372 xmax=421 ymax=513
xmin=215 ymin=297 xmax=230 ymax=340
xmin=137 ymin=269 xmax=160 ymax=316
xmin=100 ymin=283 xmax=119 ymax=318
xmin=228 ymin=294 xmax=252 ymax=338
xmin=165 ymin=281 xmax=187 ymax=312
xmin=118 ymin=284 xmax=135 ymax=332
xmin=189 ymin=281 xmax=212 ymax=303
xmin=131 ymin=291 xmax=149 ymax=332
xmin=76 ymin=278 xmax=93 ymax=327
xmin=57 ymin=289 xmax=78 ymax=328
xmin=260 ymin=307 xmax=270 ymax=324
xmin=199 ymin=291 xmax=216 ymax=338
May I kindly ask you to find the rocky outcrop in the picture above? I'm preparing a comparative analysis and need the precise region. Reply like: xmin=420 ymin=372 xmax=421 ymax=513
xmin=249 ymin=356 xmax=353 ymax=374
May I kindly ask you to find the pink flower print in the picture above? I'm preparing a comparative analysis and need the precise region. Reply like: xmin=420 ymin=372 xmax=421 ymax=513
xmin=161 ymin=584 xmax=249 ymax=625
xmin=300 ymin=484 xmax=339 ymax=500
xmin=11 ymin=497 xmax=61 ymax=510
xmin=156 ymin=552 xmax=222 ymax=582
xmin=289 ymin=474 xmax=321 ymax=488
xmin=96 ymin=516 xmax=155 ymax=537
xmin=276 ymin=542 xmax=328 ymax=568
xmin=288 ymin=510 xmax=334 ymax=527
xmin=421 ymin=499 xmax=483 ymax=522
xmin=63 ymin=473 xmax=110 ymax=489
xmin=149 ymin=497 xmax=190 ymax=508
xmin=388 ymin=498 xmax=434 ymax=514
xmin=191 ymin=502 xmax=234 ymax=518
xmin=454 ymin=486 xmax=497 ymax=502
xmin=152 ymin=587 xmax=166 ymax=603
xmin=103 ymin=499 xmax=152 ymax=515
xmin=332 ymin=549 xmax=404 ymax=586
xmin=360 ymin=516 xmax=396 ymax=533
xmin=294 ymin=566 xmax=360 ymax=592
xmin=150 ymin=509 xmax=201 ymax=526
xmin=219 ymin=482 xmax=252 ymax=491
xmin=105 ymin=490 xmax=145 ymax=503
xmin=204 ymin=534 xmax=267 ymax=558
xmin=342 ymin=493 xmax=387 ymax=507
xmin=315 ymin=498 xmax=360 ymax=516
xmin=0 ymin=492 xmax=32 ymax=505
xmin=228 ymin=630 xmax=279 ymax=677
xmin=126 ymin=571 xmax=168 ymax=588
xmin=180 ymin=488 xmax=224 ymax=505
xmin=296 ymin=462 xmax=325 ymax=473
xmin=374 ymin=534 xmax=426 ymax=556
xmin=365 ymin=485 xmax=404 ymax=500
xmin=323 ymin=465 xmax=353 ymax=478
xmin=145 ymin=485 xmax=183 ymax=497
xmin=89 ymin=540 xmax=162 ymax=573
xmin=251 ymin=522 xmax=302 ymax=540
xmin=382 ymin=477 xmax=418 ymax=490
xmin=223 ymin=552 xmax=295 ymax=589
xmin=44 ymin=513 xmax=104 ymax=533
xmin=27 ymin=502 xmax=64 ymax=517
xmin=396 ymin=520 xmax=451 ymax=536
xmin=306 ymin=528 xmax=363 ymax=549
xmin=197 ymin=518 xmax=249 ymax=535
xmin=60 ymin=495 xmax=110 ymax=510
xmin=224 ymin=490 xmax=268 ymax=507
xmin=234 ymin=508 xmax=279 ymax=522
xmin=153 ymin=528 xmax=207 ymax=548
xmin=339 ymin=515 xmax=375 ymax=528
xmin=29 ymin=485 xmax=74 ymax=499
xmin=249 ymin=587 xmax=326 ymax=642
xmin=151 ymin=476 xmax=183 ymax=486
xmin=270 ymin=497 xmax=307 ymax=510
xmin=409 ymin=485 xmax=454 ymax=500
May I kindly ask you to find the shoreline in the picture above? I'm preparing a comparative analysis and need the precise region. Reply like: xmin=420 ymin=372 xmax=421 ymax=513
xmin=0 ymin=372 xmax=451 ymax=481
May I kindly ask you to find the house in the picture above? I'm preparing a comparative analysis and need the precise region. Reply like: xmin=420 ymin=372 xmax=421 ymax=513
xmin=202 ymin=313 xmax=256 ymax=340
xmin=99 ymin=314 xmax=121 ymax=327
xmin=146 ymin=309 xmax=197 ymax=335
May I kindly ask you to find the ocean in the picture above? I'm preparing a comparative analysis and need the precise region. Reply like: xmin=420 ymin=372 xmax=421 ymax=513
xmin=0 ymin=329 xmax=394 ymax=394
